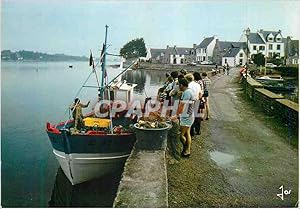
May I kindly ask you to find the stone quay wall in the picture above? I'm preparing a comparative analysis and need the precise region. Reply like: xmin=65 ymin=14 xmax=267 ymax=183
xmin=138 ymin=62 xmax=217 ymax=72
xmin=113 ymin=129 xmax=169 ymax=208
xmin=243 ymin=77 xmax=298 ymax=133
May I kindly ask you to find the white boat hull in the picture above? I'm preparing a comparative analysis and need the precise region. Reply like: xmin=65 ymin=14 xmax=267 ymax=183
xmin=53 ymin=149 xmax=130 ymax=185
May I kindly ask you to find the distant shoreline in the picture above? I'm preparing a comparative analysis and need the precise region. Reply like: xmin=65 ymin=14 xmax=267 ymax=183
xmin=1 ymin=60 xmax=88 ymax=62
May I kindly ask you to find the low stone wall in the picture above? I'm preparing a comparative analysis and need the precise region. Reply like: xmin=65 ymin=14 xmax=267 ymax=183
xmin=243 ymin=77 xmax=264 ymax=99
xmin=274 ymin=99 xmax=298 ymax=131
xmin=243 ymin=77 xmax=298 ymax=133
xmin=253 ymin=88 xmax=284 ymax=115
xmin=139 ymin=62 xmax=216 ymax=72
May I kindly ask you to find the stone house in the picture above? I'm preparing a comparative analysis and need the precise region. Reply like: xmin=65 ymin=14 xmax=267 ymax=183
xmin=212 ymin=40 xmax=246 ymax=65
xmin=147 ymin=48 xmax=167 ymax=64
xmin=284 ymin=36 xmax=299 ymax=65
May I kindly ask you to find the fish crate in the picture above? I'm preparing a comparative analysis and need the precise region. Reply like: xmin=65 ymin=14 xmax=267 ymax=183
xmin=83 ymin=117 xmax=111 ymax=128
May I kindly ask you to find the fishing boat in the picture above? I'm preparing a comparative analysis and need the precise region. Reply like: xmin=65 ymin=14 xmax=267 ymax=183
xmin=256 ymin=75 xmax=284 ymax=82
xmin=46 ymin=25 xmax=139 ymax=185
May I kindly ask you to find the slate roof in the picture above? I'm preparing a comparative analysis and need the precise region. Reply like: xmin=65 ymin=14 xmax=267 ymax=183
xmin=260 ymin=30 xmax=281 ymax=41
xmin=175 ymin=47 xmax=192 ymax=55
xmin=150 ymin=49 xmax=166 ymax=58
xmin=219 ymin=41 xmax=246 ymax=51
xmin=223 ymin=48 xmax=242 ymax=57
xmin=167 ymin=47 xmax=193 ymax=55
xmin=248 ymin=33 xmax=265 ymax=44
xmin=197 ymin=37 xmax=215 ymax=48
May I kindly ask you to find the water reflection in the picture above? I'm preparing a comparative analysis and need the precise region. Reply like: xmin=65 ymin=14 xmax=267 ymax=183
xmin=122 ymin=69 xmax=169 ymax=95
xmin=48 ymin=167 xmax=123 ymax=207
xmin=122 ymin=70 xmax=147 ymax=93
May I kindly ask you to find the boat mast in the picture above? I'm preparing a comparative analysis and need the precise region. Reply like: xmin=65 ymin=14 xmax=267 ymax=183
xmin=100 ymin=25 xmax=108 ymax=99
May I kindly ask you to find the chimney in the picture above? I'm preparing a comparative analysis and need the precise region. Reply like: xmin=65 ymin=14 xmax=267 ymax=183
xmin=167 ymin=45 xmax=169 ymax=49
xmin=174 ymin=45 xmax=176 ymax=48
xmin=259 ymin=29 xmax=263 ymax=33
xmin=193 ymin=44 xmax=196 ymax=49
xmin=278 ymin=29 xmax=281 ymax=33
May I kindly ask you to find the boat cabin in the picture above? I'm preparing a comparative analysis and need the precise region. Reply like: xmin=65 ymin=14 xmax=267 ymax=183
xmin=109 ymin=80 xmax=137 ymax=103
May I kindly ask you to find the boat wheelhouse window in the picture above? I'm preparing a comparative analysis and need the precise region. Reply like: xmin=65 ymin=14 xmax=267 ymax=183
xmin=110 ymin=91 xmax=115 ymax=100
xmin=127 ymin=91 xmax=131 ymax=102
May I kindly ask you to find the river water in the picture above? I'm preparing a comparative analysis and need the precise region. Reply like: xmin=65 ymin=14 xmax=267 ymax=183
xmin=1 ymin=61 xmax=165 ymax=207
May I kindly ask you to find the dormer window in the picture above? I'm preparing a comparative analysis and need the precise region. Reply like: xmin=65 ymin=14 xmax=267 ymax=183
xmin=276 ymin=35 xmax=282 ymax=42
xmin=267 ymin=33 xmax=274 ymax=42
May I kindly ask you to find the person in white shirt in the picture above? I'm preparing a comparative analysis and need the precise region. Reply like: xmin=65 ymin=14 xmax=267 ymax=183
xmin=184 ymin=73 xmax=202 ymax=136
xmin=185 ymin=74 xmax=201 ymax=99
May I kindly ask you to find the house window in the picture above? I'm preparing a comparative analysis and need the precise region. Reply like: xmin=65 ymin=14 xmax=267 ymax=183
xmin=277 ymin=44 xmax=281 ymax=50
xmin=203 ymin=49 xmax=206 ymax=53
xmin=225 ymin=58 xmax=227 ymax=63
xmin=239 ymin=59 xmax=243 ymax=65
xmin=253 ymin=45 xmax=257 ymax=50
xmin=268 ymin=37 xmax=273 ymax=41
xmin=239 ymin=53 xmax=243 ymax=57
xmin=276 ymin=38 xmax=281 ymax=41
xmin=268 ymin=52 xmax=272 ymax=57
xmin=269 ymin=44 xmax=273 ymax=50
xmin=203 ymin=56 xmax=206 ymax=61
xmin=259 ymin=46 xmax=265 ymax=50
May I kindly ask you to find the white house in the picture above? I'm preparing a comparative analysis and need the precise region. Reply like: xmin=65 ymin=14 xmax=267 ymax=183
xmin=240 ymin=29 xmax=285 ymax=59
xmin=168 ymin=45 xmax=196 ymax=64
xmin=196 ymin=36 xmax=217 ymax=63
xmin=222 ymin=47 xmax=247 ymax=67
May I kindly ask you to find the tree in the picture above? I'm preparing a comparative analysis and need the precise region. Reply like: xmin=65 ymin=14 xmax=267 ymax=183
xmin=251 ymin=53 xmax=265 ymax=66
xmin=120 ymin=38 xmax=147 ymax=59
xmin=268 ymin=53 xmax=284 ymax=66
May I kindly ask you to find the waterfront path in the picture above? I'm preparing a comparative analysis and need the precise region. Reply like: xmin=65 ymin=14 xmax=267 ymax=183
xmin=167 ymin=67 xmax=298 ymax=207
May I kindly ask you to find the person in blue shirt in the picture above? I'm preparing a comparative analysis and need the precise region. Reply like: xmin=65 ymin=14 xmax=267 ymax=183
xmin=170 ymin=78 xmax=195 ymax=157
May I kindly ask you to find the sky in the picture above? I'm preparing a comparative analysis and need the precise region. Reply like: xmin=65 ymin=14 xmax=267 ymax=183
xmin=1 ymin=0 xmax=300 ymax=56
